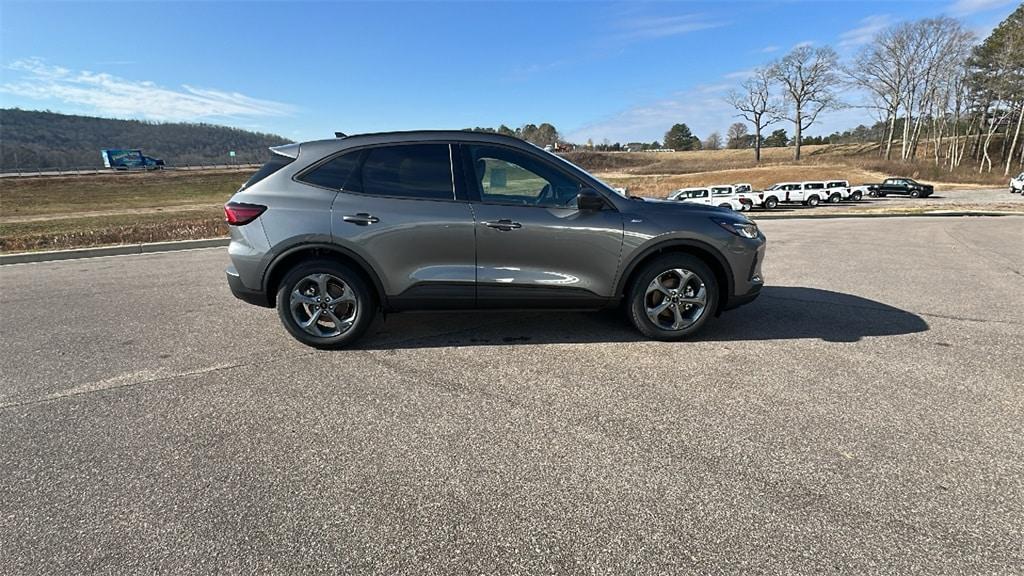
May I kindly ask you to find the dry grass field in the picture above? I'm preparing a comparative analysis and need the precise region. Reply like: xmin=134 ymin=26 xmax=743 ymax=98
xmin=0 ymin=144 xmax=1016 ymax=253
xmin=566 ymin=143 xmax=1010 ymax=198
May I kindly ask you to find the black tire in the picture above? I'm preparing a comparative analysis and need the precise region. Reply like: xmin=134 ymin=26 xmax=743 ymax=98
xmin=806 ymin=195 xmax=820 ymax=207
xmin=910 ymin=189 xmax=921 ymax=198
xmin=627 ymin=254 xmax=719 ymax=341
xmin=764 ymin=196 xmax=779 ymax=209
xmin=276 ymin=259 xmax=376 ymax=349
xmin=851 ymin=191 xmax=863 ymax=201
xmin=828 ymin=193 xmax=842 ymax=203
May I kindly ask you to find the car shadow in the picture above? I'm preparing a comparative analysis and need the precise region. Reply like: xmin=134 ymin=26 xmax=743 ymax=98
xmin=355 ymin=286 xmax=928 ymax=349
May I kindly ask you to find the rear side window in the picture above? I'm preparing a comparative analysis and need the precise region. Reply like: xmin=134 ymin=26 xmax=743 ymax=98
xmin=359 ymin=144 xmax=454 ymax=200
xmin=827 ymin=181 xmax=846 ymax=188
xmin=242 ymin=153 xmax=293 ymax=190
xmin=300 ymin=151 xmax=363 ymax=191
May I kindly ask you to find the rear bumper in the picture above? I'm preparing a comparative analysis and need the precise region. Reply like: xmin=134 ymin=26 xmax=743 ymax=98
xmin=226 ymin=266 xmax=272 ymax=307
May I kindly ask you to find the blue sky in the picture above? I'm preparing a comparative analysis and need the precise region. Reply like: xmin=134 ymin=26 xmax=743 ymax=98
xmin=0 ymin=0 xmax=1017 ymax=144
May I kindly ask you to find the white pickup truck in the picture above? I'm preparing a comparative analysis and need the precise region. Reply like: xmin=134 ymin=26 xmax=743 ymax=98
xmin=821 ymin=179 xmax=861 ymax=202
xmin=762 ymin=182 xmax=823 ymax=207
xmin=668 ymin=187 xmax=749 ymax=211
xmin=709 ymin=185 xmax=755 ymax=210
xmin=1010 ymin=172 xmax=1024 ymax=194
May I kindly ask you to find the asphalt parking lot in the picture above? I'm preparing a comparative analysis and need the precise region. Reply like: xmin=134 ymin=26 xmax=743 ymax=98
xmin=1 ymin=216 xmax=1022 ymax=574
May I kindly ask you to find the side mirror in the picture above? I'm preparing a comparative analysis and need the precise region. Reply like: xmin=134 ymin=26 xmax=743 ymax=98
xmin=576 ymin=188 xmax=606 ymax=211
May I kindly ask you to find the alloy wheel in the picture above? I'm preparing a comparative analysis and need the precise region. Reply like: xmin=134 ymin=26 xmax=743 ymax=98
xmin=289 ymin=273 xmax=358 ymax=337
xmin=644 ymin=268 xmax=708 ymax=331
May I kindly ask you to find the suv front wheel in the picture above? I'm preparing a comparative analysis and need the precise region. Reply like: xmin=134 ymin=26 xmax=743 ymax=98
xmin=627 ymin=254 xmax=719 ymax=340
xmin=276 ymin=260 xmax=375 ymax=349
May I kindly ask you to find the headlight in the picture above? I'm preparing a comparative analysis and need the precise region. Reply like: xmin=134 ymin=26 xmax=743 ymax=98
xmin=713 ymin=218 xmax=759 ymax=239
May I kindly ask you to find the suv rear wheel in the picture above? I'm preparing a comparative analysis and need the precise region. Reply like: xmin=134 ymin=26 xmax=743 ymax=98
xmin=627 ymin=254 xmax=719 ymax=340
xmin=276 ymin=260 xmax=375 ymax=349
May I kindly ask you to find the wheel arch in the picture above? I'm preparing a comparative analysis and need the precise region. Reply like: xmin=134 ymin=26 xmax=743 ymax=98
xmin=616 ymin=239 xmax=734 ymax=315
xmin=262 ymin=243 xmax=387 ymax=309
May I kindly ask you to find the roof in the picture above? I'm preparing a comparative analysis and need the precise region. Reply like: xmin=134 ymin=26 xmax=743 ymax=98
xmin=290 ymin=130 xmax=539 ymax=161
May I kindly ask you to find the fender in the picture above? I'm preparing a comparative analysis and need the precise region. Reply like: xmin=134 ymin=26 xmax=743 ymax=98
xmin=614 ymin=237 xmax=735 ymax=299
xmin=261 ymin=240 xmax=388 ymax=305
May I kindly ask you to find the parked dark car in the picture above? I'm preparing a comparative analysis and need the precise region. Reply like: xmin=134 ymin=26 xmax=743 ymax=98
xmin=866 ymin=178 xmax=934 ymax=198
xmin=224 ymin=131 xmax=766 ymax=348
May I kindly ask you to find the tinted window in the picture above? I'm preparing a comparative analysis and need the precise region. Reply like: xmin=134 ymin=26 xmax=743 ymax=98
xmin=805 ymin=183 xmax=824 ymax=189
xmin=827 ymin=181 xmax=846 ymax=188
xmin=468 ymin=144 xmax=581 ymax=207
xmin=242 ymin=153 xmax=294 ymax=190
xmin=300 ymin=152 xmax=362 ymax=191
xmin=358 ymin=144 xmax=454 ymax=200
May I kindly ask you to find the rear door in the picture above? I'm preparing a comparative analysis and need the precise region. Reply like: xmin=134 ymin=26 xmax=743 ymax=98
xmin=300 ymin=143 xmax=477 ymax=308
xmin=461 ymin=143 xmax=624 ymax=306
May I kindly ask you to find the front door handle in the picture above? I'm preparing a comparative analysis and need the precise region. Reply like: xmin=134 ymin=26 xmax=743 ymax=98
xmin=342 ymin=213 xmax=380 ymax=225
xmin=483 ymin=219 xmax=522 ymax=231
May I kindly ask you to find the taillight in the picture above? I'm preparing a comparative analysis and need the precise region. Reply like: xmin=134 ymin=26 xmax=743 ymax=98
xmin=224 ymin=202 xmax=266 ymax=225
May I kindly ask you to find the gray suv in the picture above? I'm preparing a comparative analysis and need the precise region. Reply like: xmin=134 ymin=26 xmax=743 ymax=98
xmin=225 ymin=131 xmax=765 ymax=348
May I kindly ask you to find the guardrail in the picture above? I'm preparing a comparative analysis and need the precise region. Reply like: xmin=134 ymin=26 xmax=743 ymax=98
xmin=0 ymin=163 xmax=263 ymax=179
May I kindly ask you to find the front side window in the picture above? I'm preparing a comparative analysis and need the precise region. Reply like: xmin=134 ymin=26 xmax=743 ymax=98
xmin=468 ymin=145 xmax=581 ymax=207
xmin=712 ymin=187 xmax=731 ymax=195
xmin=358 ymin=144 xmax=454 ymax=200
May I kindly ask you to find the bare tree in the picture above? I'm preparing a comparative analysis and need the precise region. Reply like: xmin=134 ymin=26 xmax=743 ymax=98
xmin=726 ymin=122 xmax=749 ymax=149
xmin=704 ymin=132 xmax=722 ymax=150
xmin=725 ymin=67 xmax=781 ymax=162
xmin=769 ymin=46 xmax=840 ymax=160
xmin=845 ymin=26 xmax=908 ymax=159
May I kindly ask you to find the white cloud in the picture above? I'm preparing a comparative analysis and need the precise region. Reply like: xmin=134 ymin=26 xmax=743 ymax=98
xmin=565 ymin=86 xmax=738 ymax=144
xmin=615 ymin=14 xmax=725 ymax=40
xmin=839 ymin=15 xmax=893 ymax=48
xmin=1 ymin=58 xmax=294 ymax=121
xmin=723 ymin=68 xmax=757 ymax=80
xmin=948 ymin=0 xmax=1014 ymax=17
xmin=759 ymin=45 xmax=780 ymax=54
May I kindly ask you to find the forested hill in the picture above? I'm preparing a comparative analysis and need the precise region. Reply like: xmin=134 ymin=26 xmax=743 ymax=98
xmin=0 ymin=108 xmax=292 ymax=170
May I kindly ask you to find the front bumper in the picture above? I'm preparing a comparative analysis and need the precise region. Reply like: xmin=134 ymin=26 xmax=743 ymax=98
xmin=724 ymin=282 xmax=762 ymax=310
xmin=226 ymin=266 xmax=272 ymax=307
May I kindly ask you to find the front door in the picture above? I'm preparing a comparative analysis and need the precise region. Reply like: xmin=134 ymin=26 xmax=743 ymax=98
xmin=461 ymin=143 xmax=624 ymax=307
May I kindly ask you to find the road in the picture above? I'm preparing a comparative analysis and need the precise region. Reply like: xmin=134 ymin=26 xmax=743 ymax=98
xmin=1 ymin=216 xmax=1022 ymax=574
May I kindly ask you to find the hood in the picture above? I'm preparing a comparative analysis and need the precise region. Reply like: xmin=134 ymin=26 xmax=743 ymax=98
xmin=632 ymin=196 xmax=751 ymax=222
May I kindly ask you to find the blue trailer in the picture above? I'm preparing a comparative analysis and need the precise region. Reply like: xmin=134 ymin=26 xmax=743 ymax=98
xmin=100 ymin=149 xmax=165 ymax=170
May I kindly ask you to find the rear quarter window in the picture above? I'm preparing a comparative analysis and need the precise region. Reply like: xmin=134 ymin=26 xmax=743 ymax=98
xmin=242 ymin=153 xmax=294 ymax=190
xmin=299 ymin=151 xmax=363 ymax=191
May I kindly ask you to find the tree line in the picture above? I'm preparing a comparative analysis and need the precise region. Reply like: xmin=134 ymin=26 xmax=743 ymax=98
xmin=0 ymin=108 xmax=291 ymax=170
xmin=722 ymin=5 xmax=1022 ymax=174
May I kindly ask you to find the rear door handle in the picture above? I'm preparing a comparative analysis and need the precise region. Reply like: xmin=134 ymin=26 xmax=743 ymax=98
xmin=483 ymin=219 xmax=522 ymax=231
xmin=342 ymin=213 xmax=379 ymax=225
